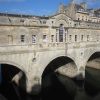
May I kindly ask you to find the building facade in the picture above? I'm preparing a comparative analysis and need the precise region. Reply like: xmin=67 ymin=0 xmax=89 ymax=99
xmin=57 ymin=0 xmax=100 ymax=22
xmin=0 ymin=12 xmax=100 ymax=46
xmin=0 ymin=0 xmax=100 ymax=94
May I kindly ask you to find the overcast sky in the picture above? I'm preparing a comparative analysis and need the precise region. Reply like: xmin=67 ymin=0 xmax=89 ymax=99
xmin=0 ymin=0 xmax=99 ymax=15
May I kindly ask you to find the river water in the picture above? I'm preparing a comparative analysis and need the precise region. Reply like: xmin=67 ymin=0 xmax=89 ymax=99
xmin=0 ymin=67 xmax=100 ymax=100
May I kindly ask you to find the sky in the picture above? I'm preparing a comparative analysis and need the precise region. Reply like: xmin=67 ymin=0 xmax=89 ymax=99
xmin=0 ymin=0 xmax=99 ymax=16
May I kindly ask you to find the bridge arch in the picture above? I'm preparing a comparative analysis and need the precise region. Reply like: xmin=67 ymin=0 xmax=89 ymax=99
xmin=0 ymin=61 xmax=27 ymax=93
xmin=86 ymin=51 xmax=100 ymax=69
xmin=42 ymin=56 xmax=77 ymax=78
xmin=0 ymin=61 xmax=25 ymax=72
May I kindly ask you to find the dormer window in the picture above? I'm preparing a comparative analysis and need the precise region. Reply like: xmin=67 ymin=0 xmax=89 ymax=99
xmin=89 ymin=13 xmax=93 ymax=17
xmin=79 ymin=9 xmax=83 ymax=11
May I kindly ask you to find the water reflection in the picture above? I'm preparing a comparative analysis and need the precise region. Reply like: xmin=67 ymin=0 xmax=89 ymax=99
xmin=0 ymin=67 xmax=100 ymax=100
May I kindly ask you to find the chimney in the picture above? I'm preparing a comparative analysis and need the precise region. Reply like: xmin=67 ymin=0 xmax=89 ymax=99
xmin=57 ymin=3 xmax=63 ymax=13
xmin=80 ymin=2 xmax=86 ymax=10
xmin=71 ymin=0 xmax=74 ymax=4
xmin=59 ymin=3 xmax=63 ymax=9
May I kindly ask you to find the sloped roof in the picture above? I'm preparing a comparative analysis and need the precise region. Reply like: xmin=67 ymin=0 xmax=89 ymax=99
xmin=94 ymin=10 xmax=100 ymax=17
xmin=0 ymin=13 xmax=49 ymax=19
xmin=75 ymin=4 xmax=84 ymax=10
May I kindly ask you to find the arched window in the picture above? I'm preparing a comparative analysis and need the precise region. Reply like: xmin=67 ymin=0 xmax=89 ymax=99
xmin=59 ymin=24 xmax=64 ymax=42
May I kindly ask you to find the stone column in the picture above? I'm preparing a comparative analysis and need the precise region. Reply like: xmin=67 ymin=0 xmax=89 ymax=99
xmin=77 ymin=66 xmax=85 ymax=80
xmin=75 ymin=50 xmax=86 ymax=80
xmin=65 ymin=29 xmax=68 ymax=42
xmin=63 ymin=30 xmax=65 ymax=42
xmin=56 ymin=29 xmax=59 ymax=42
xmin=57 ymin=31 xmax=59 ymax=42
xmin=24 ymin=66 xmax=42 ymax=95
xmin=12 ymin=71 xmax=42 ymax=95
xmin=26 ymin=75 xmax=41 ymax=95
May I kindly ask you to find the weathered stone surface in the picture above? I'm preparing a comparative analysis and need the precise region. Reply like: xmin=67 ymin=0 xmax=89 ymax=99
xmin=87 ymin=58 xmax=100 ymax=69
xmin=55 ymin=62 xmax=78 ymax=78
xmin=0 ymin=12 xmax=99 ymax=95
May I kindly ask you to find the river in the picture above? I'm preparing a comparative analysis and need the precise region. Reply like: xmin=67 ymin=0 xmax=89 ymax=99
xmin=0 ymin=67 xmax=100 ymax=100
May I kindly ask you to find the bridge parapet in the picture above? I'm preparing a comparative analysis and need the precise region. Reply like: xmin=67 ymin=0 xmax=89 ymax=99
xmin=0 ymin=41 xmax=100 ymax=94
xmin=0 ymin=41 xmax=99 ymax=53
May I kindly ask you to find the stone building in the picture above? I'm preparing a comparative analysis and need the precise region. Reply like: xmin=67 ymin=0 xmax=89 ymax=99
xmin=0 ymin=10 xmax=100 ymax=46
xmin=0 ymin=0 xmax=99 ymax=46
xmin=0 ymin=0 xmax=100 ymax=94
xmin=57 ymin=0 xmax=100 ymax=22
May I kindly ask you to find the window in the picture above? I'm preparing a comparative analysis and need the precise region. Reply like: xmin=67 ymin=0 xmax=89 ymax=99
xmin=43 ymin=35 xmax=47 ymax=43
xmin=20 ymin=19 xmax=24 ymax=23
xmin=81 ymin=35 xmax=83 ymax=41
xmin=43 ymin=21 xmax=46 ymax=24
xmin=82 ymin=16 xmax=84 ymax=20
xmin=56 ymin=29 xmax=58 ymax=42
xmin=51 ymin=35 xmax=54 ymax=42
xmin=97 ymin=35 xmax=99 ymax=41
xmin=74 ymin=24 xmax=76 ymax=26
xmin=75 ymin=35 xmax=77 ymax=41
xmin=69 ymin=35 xmax=72 ymax=41
xmin=21 ymin=35 xmax=25 ymax=43
xmin=56 ymin=33 xmax=57 ymax=42
xmin=65 ymin=33 xmax=66 ymax=42
xmin=87 ymin=35 xmax=89 ymax=41
xmin=8 ymin=35 xmax=13 ymax=45
xmin=32 ymin=35 xmax=36 ymax=43
xmin=40 ymin=19 xmax=47 ymax=24
xmin=59 ymin=24 xmax=64 ymax=42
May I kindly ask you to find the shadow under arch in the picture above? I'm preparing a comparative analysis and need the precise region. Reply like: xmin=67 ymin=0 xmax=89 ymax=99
xmin=41 ymin=56 xmax=84 ymax=100
xmin=0 ymin=61 xmax=25 ymax=72
xmin=87 ymin=52 xmax=100 ymax=61
xmin=86 ymin=52 xmax=100 ymax=68
xmin=0 ymin=63 xmax=27 ymax=100
xmin=42 ymin=56 xmax=77 ymax=78
xmin=85 ymin=52 xmax=100 ymax=97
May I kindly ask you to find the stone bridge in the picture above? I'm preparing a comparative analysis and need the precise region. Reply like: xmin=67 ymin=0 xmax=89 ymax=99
xmin=0 ymin=12 xmax=100 ymax=95
xmin=0 ymin=41 xmax=100 ymax=94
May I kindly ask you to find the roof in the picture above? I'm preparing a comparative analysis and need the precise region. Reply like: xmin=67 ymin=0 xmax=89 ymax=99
xmin=75 ymin=4 xmax=84 ymax=10
xmin=0 ymin=13 xmax=49 ymax=19
xmin=87 ymin=9 xmax=100 ymax=17
xmin=94 ymin=10 xmax=100 ymax=17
